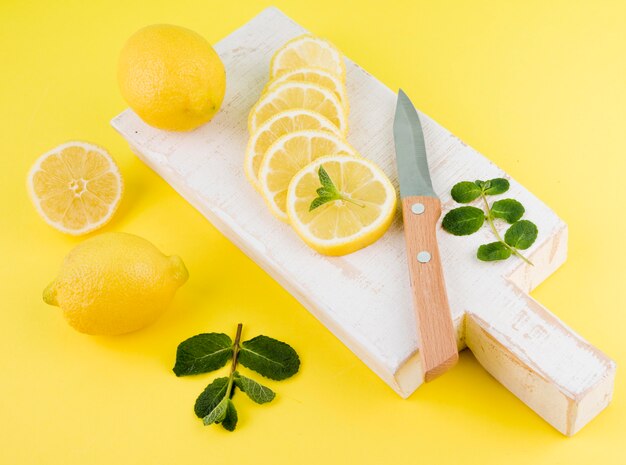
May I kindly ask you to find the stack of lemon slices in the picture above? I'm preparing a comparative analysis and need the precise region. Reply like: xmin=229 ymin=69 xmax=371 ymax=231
xmin=245 ymin=35 xmax=397 ymax=256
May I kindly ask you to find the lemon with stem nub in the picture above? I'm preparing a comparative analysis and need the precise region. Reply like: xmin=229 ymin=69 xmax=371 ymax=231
xmin=43 ymin=232 xmax=188 ymax=335
xmin=118 ymin=24 xmax=226 ymax=131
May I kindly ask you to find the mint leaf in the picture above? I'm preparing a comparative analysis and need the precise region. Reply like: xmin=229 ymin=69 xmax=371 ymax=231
xmin=194 ymin=377 xmax=229 ymax=418
xmin=442 ymin=206 xmax=485 ymax=236
xmin=477 ymin=242 xmax=512 ymax=261
xmin=309 ymin=196 xmax=332 ymax=211
xmin=239 ymin=335 xmax=300 ymax=380
xmin=202 ymin=396 xmax=229 ymax=425
xmin=483 ymin=178 xmax=509 ymax=195
xmin=504 ymin=220 xmax=538 ymax=250
xmin=491 ymin=199 xmax=525 ymax=224
xmin=221 ymin=400 xmax=238 ymax=431
xmin=234 ymin=372 xmax=275 ymax=404
xmin=309 ymin=165 xmax=342 ymax=211
xmin=318 ymin=164 xmax=335 ymax=190
xmin=451 ymin=182 xmax=482 ymax=203
xmin=173 ymin=333 xmax=233 ymax=376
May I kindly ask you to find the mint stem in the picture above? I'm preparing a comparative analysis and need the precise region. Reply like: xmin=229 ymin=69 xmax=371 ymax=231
xmin=342 ymin=196 xmax=366 ymax=208
xmin=225 ymin=323 xmax=243 ymax=397
xmin=481 ymin=193 xmax=533 ymax=266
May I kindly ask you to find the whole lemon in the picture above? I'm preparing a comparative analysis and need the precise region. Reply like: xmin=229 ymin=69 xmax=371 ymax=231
xmin=43 ymin=232 xmax=189 ymax=335
xmin=118 ymin=24 xmax=226 ymax=131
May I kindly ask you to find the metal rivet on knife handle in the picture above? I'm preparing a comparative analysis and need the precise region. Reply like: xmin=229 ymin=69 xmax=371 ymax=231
xmin=411 ymin=203 xmax=425 ymax=214
xmin=417 ymin=251 xmax=431 ymax=263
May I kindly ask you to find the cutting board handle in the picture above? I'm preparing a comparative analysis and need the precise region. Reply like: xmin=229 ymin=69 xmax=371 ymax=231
xmin=401 ymin=196 xmax=459 ymax=381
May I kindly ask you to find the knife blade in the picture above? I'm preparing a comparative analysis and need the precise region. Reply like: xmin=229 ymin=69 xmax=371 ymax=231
xmin=393 ymin=89 xmax=458 ymax=382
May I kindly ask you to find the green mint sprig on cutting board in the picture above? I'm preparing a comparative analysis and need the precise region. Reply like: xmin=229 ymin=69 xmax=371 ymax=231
xmin=173 ymin=324 xmax=300 ymax=432
xmin=442 ymin=178 xmax=538 ymax=264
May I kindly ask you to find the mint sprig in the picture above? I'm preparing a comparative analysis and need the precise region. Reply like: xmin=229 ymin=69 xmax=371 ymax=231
xmin=443 ymin=178 xmax=538 ymax=264
xmin=309 ymin=165 xmax=365 ymax=211
xmin=174 ymin=324 xmax=299 ymax=432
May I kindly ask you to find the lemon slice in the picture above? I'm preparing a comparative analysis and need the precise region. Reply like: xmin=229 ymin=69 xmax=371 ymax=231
xmin=270 ymin=34 xmax=346 ymax=82
xmin=265 ymin=67 xmax=349 ymax=112
xmin=258 ymin=130 xmax=358 ymax=221
xmin=286 ymin=155 xmax=397 ymax=256
xmin=27 ymin=141 xmax=123 ymax=235
xmin=248 ymin=81 xmax=348 ymax=135
xmin=245 ymin=109 xmax=342 ymax=191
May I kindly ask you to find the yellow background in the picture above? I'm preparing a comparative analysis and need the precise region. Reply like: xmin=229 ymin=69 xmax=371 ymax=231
xmin=1 ymin=0 xmax=624 ymax=463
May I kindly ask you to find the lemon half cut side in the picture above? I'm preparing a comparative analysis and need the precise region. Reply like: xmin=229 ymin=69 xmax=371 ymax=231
xmin=27 ymin=141 xmax=123 ymax=235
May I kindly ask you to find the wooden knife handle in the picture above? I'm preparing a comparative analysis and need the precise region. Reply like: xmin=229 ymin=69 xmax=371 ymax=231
xmin=401 ymin=196 xmax=458 ymax=382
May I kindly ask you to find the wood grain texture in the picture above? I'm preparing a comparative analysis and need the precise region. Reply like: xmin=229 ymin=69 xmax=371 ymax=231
xmin=110 ymin=7 xmax=616 ymax=435
xmin=401 ymin=196 xmax=457 ymax=381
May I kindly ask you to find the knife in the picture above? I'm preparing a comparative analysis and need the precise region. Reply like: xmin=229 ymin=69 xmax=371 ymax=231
xmin=393 ymin=89 xmax=458 ymax=382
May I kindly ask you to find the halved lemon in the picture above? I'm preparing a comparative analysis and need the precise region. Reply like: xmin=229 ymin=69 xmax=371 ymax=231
xmin=27 ymin=141 xmax=123 ymax=235
xmin=245 ymin=109 xmax=341 ymax=191
xmin=270 ymin=34 xmax=346 ymax=82
xmin=248 ymin=81 xmax=347 ymax=135
xmin=258 ymin=130 xmax=358 ymax=221
xmin=265 ymin=67 xmax=349 ymax=112
xmin=286 ymin=155 xmax=397 ymax=256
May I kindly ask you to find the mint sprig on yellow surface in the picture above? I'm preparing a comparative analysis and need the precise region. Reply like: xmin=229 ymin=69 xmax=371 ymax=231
xmin=442 ymin=178 xmax=538 ymax=264
xmin=174 ymin=324 xmax=299 ymax=432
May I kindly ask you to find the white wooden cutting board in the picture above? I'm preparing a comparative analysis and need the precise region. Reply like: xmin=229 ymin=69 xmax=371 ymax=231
xmin=111 ymin=7 xmax=615 ymax=435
